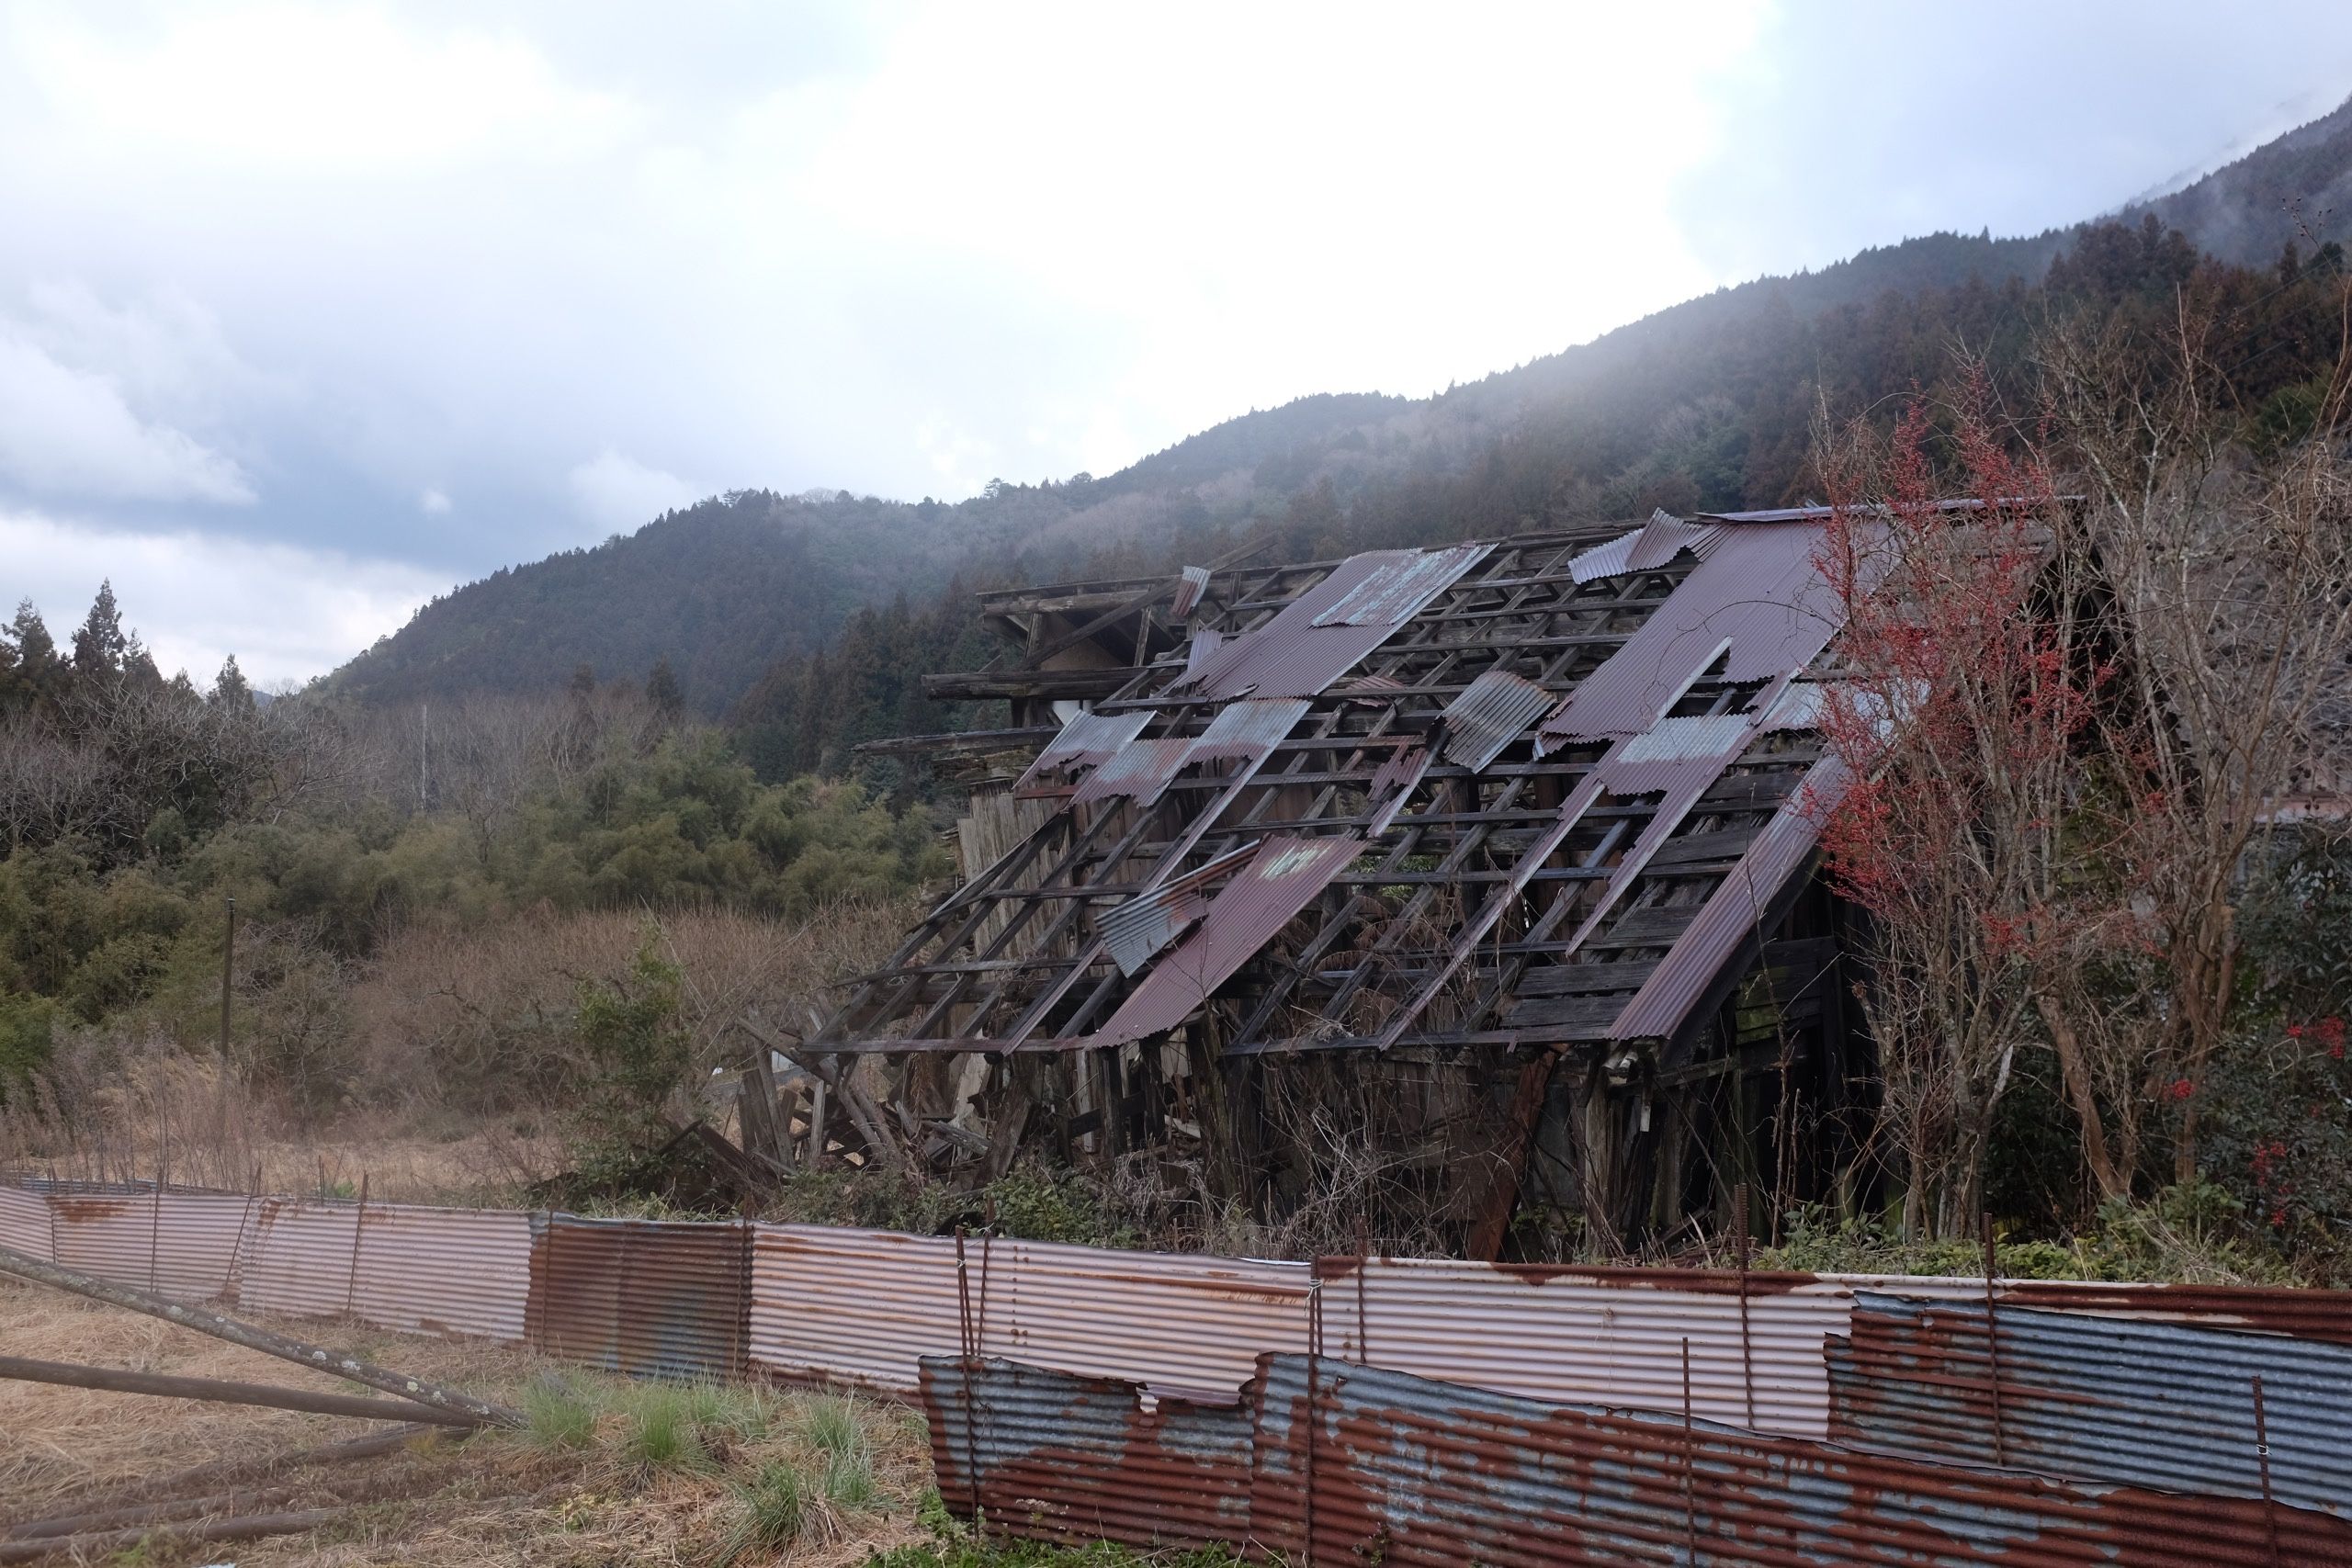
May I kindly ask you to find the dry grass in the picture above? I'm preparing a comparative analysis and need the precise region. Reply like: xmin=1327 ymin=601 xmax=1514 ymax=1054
xmin=0 ymin=1278 xmax=934 ymax=1565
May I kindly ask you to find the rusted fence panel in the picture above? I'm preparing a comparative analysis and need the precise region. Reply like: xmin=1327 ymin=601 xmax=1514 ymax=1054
xmin=749 ymin=1224 xmax=962 ymax=1393
xmin=351 ymin=1203 xmax=533 ymax=1343
xmin=1829 ymin=1291 xmax=2352 ymax=1517
xmin=925 ymin=1352 xmax=2352 ymax=1566
xmin=234 ymin=1197 xmax=361 ymax=1318
xmin=527 ymin=1215 xmax=750 ymax=1381
xmin=921 ymin=1356 xmax=1252 ymax=1551
xmin=48 ymin=1190 xmax=251 ymax=1303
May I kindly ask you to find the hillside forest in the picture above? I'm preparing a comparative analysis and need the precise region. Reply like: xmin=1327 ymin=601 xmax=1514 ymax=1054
xmin=3 ymin=210 xmax=2350 ymax=1284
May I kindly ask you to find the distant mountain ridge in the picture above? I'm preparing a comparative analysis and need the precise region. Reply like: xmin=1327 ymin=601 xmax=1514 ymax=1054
xmin=326 ymin=91 xmax=2352 ymax=719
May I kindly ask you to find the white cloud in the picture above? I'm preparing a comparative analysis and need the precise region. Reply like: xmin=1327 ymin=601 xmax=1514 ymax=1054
xmin=12 ymin=4 xmax=639 ymax=171
xmin=566 ymin=449 xmax=704 ymax=531
xmin=419 ymin=486 xmax=452 ymax=514
xmin=0 ymin=508 xmax=442 ymax=686
xmin=0 ymin=329 xmax=255 ymax=503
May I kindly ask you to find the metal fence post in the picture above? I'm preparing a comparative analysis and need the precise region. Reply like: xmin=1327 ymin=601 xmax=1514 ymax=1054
xmin=1680 ymin=1336 xmax=1700 ymax=1566
xmin=1979 ymin=1211 xmax=2007 ymax=1466
xmin=1735 ymin=1183 xmax=1755 ymax=1430
xmin=343 ymin=1173 xmax=368 ymax=1320
xmin=2253 ymin=1374 xmax=2281 ymax=1567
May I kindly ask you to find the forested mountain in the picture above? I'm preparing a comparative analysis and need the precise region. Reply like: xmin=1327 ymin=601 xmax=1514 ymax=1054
xmin=330 ymin=94 xmax=2352 ymax=738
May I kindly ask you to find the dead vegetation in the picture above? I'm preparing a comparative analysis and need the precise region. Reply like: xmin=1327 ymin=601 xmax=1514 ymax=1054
xmin=0 ymin=1277 xmax=936 ymax=1565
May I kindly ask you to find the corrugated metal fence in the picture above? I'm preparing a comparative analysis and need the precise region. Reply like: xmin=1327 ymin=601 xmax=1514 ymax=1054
xmin=7 ymin=1177 xmax=2352 ymax=1560
xmin=922 ymin=1352 xmax=2352 ymax=1566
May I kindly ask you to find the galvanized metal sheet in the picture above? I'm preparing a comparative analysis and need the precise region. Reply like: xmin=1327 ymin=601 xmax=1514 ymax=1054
xmin=1830 ymin=1291 xmax=2352 ymax=1517
xmin=1070 ymin=736 xmax=1192 ymax=808
xmin=1170 ymin=565 xmax=1212 ymax=620
xmin=748 ymin=1223 xmax=961 ymax=1393
xmin=236 ymin=1197 xmax=362 ymax=1319
xmin=1435 ymin=669 xmax=1553 ymax=773
xmin=1307 ymin=544 xmax=1491 ymax=627
xmin=1101 ymin=844 xmax=1261 ymax=978
xmin=1325 ymin=1255 xmax=1860 ymax=1437
xmin=1013 ymin=709 xmax=1154 ymax=797
xmin=1072 ymin=699 xmax=1310 ymax=810
xmin=749 ymin=1223 xmax=1309 ymax=1399
xmin=352 ymin=1203 xmax=533 ymax=1343
xmin=1088 ymin=833 xmax=1366 ymax=1047
xmin=0 ymin=1183 xmax=51 ymax=1261
xmin=1566 ymin=514 xmax=1721 ymax=582
xmin=527 ymin=1214 xmax=750 ymax=1380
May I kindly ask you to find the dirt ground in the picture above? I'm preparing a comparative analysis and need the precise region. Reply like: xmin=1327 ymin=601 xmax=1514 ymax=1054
xmin=0 ymin=1277 xmax=935 ymax=1565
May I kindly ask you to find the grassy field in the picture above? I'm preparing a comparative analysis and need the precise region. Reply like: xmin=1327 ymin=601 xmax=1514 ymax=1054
xmin=0 ymin=1277 xmax=943 ymax=1564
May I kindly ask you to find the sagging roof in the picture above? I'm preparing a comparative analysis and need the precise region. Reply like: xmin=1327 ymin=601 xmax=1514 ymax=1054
xmin=822 ymin=513 xmax=1858 ymax=1060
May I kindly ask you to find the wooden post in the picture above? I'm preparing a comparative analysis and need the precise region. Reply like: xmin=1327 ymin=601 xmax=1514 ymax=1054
xmin=0 ymin=1354 xmax=482 ymax=1427
xmin=1980 ymin=1211 xmax=2007 ymax=1467
xmin=344 ymin=1174 xmax=368 ymax=1320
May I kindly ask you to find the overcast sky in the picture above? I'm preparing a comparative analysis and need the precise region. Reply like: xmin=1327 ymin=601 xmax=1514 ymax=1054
xmin=5 ymin=1 xmax=2351 ymax=685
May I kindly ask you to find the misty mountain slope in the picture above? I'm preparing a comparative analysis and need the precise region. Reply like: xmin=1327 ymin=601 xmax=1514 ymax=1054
xmin=2122 ymin=91 xmax=2352 ymax=267
xmin=327 ymin=94 xmax=2352 ymax=719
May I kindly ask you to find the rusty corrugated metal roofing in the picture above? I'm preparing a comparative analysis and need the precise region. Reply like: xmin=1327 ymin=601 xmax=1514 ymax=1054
xmin=1182 ymin=547 xmax=1488 ymax=700
xmin=1544 ymin=523 xmax=1844 ymax=744
xmin=1830 ymin=1292 xmax=2351 ymax=1517
xmin=1013 ymin=708 xmax=1154 ymax=797
xmin=926 ymin=1350 xmax=2352 ymax=1565
xmin=1102 ymin=843 xmax=1261 ymax=977
xmin=1070 ymin=736 xmax=1192 ymax=808
xmin=1308 ymin=543 xmax=1491 ymax=626
xmin=1170 ymin=564 xmax=1211 ymax=620
xmin=1086 ymin=834 xmax=1366 ymax=1047
xmin=1070 ymin=699 xmax=1309 ymax=811
xmin=1607 ymin=753 xmax=1851 ymax=1042
xmin=1182 ymin=627 xmax=1223 ymax=679
xmin=1435 ymin=669 xmax=1553 ymax=773
xmin=1567 ymin=513 xmax=1723 ymax=582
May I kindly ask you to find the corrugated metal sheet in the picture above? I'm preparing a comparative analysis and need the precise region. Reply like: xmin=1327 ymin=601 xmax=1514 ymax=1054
xmin=1183 ymin=547 xmax=1488 ymax=700
xmin=1102 ymin=843 xmax=1261 ymax=977
xmin=1829 ymin=1291 xmax=2352 ymax=1516
xmin=926 ymin=1352 xmax=2352 ymax=1566
xmin=1170 ymin=564 xmax=1211 ymax=620
xmin=1608 ymin=753 xmax=1852 ymax=1041
xmin=1182 ymin=627 xmax=1223 ymax=679
xmin=1999 ymin=1277 xmax=2352 ymax=1345
xmin=1246 ymin=1354 xmax=2352 ymax=1567
xmin=1089 ymin=834 xmax=1366 ymax=1047
xmin=922 ymin=1356 xmax=1253 ymax=1551
xmin=1070 ymin=736 xmax=1192 ymax=807
xmin=749 ymin=1224 xmax=961 ymax=1393
xmin=986 ymin=1237 xmax=1307 ymax=1400
xmin=236 ymin=1197 xmax=362 ymax=1318
xmin=1325 ymin=1255 xmax=1861 ymax=1437
xmin=1567 ymin=514 xmax=1722 ymax=582
xmin=1603 ymin=711 xmax=1760 ymax=791
xmin=1013 ymin=709 xmax=1154 ymax=797
xmin=527 ymin=1215 xmax=750 ymax=1380
xmin=1544 ymin=523 xmax=1845 ymax=743
xmin=1185 ymin=697 xmax=1309 ymax=765
xmin=1435 ymin=669 xmax=1553 ymax=773
xmin=1308 ymin=544 xmax=1491 ymax=627
xmin=749 ymin=1223 xmax=1309 ymax=1399
xmin=0 ymin=1182 xmax=51 ymax=1260
xmin=352 ymin=1203 xmax=532 ymax=1343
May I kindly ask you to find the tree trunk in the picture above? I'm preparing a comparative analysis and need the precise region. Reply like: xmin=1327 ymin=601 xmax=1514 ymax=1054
xmin=2036 ymin=996 xmax=2127 ymax=1200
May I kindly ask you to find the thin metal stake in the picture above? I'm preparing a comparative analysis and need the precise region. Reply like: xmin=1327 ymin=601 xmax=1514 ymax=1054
xmin=1734 ymin=1183 xmax=1755 ymax=1430
xmin=1305 ymin=1275 xmax=1323 ymax=1568
xmin=343 ymin=1173 xmax=368 ymax=1320
xmin=1680 ymin=1337 xmax=1699 ymax=1566
xmin=954 ymin=1226 xmax=983 ymax=1537
xmin=2254 ymin=1375 xmax=2281 ymax=1566
xmin=1979 ymin=1211 xmax=2007 ymax=1467
xmin=148 ymin=1168 xmax=163 ymax=1293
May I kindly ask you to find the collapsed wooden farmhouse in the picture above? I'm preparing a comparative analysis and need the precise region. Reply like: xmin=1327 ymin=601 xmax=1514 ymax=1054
xmin=818 ymin=512 xmax=1880 ymax=1257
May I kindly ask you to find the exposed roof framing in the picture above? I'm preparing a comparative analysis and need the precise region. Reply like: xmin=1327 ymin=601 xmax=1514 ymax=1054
xmin=821 ymin=515 xmax=1854 ymax=1063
